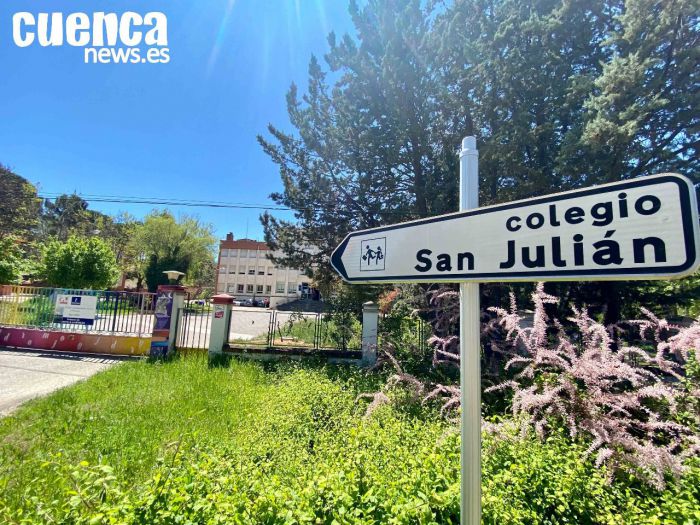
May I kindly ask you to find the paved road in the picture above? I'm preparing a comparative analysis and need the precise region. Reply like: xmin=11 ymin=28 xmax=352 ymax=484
xmin=0 ymin=350 xmax=122 ymax=417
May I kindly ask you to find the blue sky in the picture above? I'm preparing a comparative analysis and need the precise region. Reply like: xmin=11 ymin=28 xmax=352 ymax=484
xmin=0 ymin=0 xmax=354 ymax=241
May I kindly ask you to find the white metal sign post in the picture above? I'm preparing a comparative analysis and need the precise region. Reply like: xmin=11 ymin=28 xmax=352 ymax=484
xmin=330 ymin=137 xmax=700 ymax=524
xmin=459 ymin=137 xmax=481 ymax=525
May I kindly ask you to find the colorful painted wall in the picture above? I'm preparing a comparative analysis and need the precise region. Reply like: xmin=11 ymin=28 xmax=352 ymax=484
xmin=0 ymin=326 xmax=151 ymax=356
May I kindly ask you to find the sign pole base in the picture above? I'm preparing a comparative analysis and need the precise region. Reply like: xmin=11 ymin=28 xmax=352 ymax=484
xmin=460 ymin=282 xmax=481 ymax=524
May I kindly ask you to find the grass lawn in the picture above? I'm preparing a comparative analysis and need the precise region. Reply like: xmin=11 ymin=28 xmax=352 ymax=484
xmin=0 ymin=356 xmax=459 ymax=524
xmin=1 ymin=356 xmax=698 ymax=524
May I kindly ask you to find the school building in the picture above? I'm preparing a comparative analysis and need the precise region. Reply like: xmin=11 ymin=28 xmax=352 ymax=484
xmin=214 ymin=233 xmax=316 ymax=308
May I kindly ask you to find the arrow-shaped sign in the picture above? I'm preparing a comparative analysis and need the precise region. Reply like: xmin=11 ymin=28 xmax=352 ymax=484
xmin=331 ymin=173 xmax=700 ymax=284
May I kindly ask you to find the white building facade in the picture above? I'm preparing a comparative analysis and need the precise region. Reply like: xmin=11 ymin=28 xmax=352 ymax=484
xmin=214 ymin=233 xmax=315 ymax=308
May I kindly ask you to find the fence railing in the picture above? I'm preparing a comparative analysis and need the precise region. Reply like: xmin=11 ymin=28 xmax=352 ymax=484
xmin=228 ymin=308 xmax=273 ymax=348
xmin=175 ymin=296 xmax=213 ymax=350
xmin=0 ymin=285 xmax=156 ymax=337
xmin=227 ymin=309 xmax=362 ymax=351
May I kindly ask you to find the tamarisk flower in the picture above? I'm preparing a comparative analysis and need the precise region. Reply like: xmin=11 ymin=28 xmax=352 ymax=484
xmin=485 ymin=283 xmax=699 ymax=489
xmin=360 ymin=282 xmax=699 ymax=488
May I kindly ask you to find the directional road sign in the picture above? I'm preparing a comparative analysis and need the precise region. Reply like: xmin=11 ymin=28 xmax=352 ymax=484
xmin=331 ymin=173 xmax=700 ymax=283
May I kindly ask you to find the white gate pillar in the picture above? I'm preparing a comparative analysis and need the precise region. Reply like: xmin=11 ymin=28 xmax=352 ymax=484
xmin=361 ymin=301 xmax=379 ymax=365
xmin=209 ymin=294 xmax=234 ymax=357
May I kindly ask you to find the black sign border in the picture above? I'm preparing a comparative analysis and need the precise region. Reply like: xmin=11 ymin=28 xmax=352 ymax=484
xmin=331 ymin=174 xmax=699 ymax=283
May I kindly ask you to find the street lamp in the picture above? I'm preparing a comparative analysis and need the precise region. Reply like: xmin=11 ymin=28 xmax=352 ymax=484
xmin=163 ymin=270 xmax=185 ymax=284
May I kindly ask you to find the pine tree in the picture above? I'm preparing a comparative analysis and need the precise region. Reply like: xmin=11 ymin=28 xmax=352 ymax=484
xmin=260 ymin=0 xmax=699 ymax=317
xmin=259 ymin=0 xmax=455 ymax=284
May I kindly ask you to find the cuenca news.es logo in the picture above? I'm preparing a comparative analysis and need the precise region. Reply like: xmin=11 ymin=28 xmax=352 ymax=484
xmin=12 ymin=11 xmax=170 ymax=64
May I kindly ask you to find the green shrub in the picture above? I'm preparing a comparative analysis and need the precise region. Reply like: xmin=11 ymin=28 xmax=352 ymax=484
xmin=379 ymin=315 xmax=434 ymax=376
xmin=1 ymin=357 xmax=698 ymax=524
xmin=40 ymin=236 xmax=119 ymax=290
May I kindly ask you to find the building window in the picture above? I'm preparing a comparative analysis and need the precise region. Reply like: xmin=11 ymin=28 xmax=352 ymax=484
xmin=246 ymin=284 xmax=254 ymax=293
xmin=238 ymin=266 xmax=245 ymax=274
xmin=267 ymin=266 xmax=273 ymax=275
xmin=275 ymin=281 xmax=285 ymax=294
xmin=237 ymin=284 xmax=244 ymax=293
xmin=228 ymin=267 xmax=236 ymax=274
xmin=248 ymin=250 xmax=257 ymax=258
xmin=227 ymin=285 xmax=236 ymax=293
xmin=229 ymin=249 xmax=238 ymax=257
xmin=221 ymin=249 xmax=229 ymax=257
xmin=256 ymin=285 xmax=264 ymax=294
xmin=248 ymin=266 xmax=255 ymax=275
xmin=218 ymin=266 xmax=226 ymax=274
xmin=288 ymin=282 xmax=297 ymax=294
xmin=257 ymin=267 xmax=265 ymax=275
xmin=265 ymin=285 xmax=272 ymax=294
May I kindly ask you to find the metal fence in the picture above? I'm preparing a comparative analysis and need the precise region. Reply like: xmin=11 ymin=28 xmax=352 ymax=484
xmin=228 ymin=308 xmax=273 ymax=348
xmin=0 ymin=285 xmax=156 ymax=337
xmin=227 ymin=308 xmax=362 ymax=351
xmin=378 ymin=315 xmax=431 ymax=353
xmin=175 ymin=296 xmax=213 ymax=350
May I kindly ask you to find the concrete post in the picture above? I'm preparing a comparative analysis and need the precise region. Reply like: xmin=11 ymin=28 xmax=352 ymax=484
xmin=361 ymin=301 xmax=379 ymax=365
xmin=150 ymin=284 xmax=186 ymax=358
xmin=209 ymin=294 xmax=234 ymax=357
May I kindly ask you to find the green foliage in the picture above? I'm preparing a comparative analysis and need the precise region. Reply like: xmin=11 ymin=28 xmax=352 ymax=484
xmin=97 ymin=212 xmax=141 ymax=283
xmin=0 ymin=236 xmax=25 ymax=284
xmin=261 ymin=0 xmax=699 ymax=320
xmin=1 ymin=357 xmax=698 ymax=524
xmin=582 ymin=0 xmax=699 ymax=181
xmin=259 ymin=0 xmax=451 ymax=285
xmin=144 ymin=253 xmax=188 ymax=291
xmin=39 ymin=236 xmax=119 ymax=289
xmin=0 ymin=164 xmax=41 ymax=239
xmin=129 ymin=211 xmax=216 ymax=292
xmin=481 ymin=422 xmax=700 ymax=524
xmin=40 ymin=194 xmax=95 ymax=241
xmin=644 ymin=271 xmax=700 ymax=319
xmin=380 ymin=315 xmax=434 ymax=376
xmin=40 ymin=196 xmax=142 ymax=282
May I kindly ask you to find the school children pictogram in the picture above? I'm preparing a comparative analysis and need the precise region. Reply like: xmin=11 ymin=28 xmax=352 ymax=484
xmin=360 ymin=237 xmax=386 ymax=271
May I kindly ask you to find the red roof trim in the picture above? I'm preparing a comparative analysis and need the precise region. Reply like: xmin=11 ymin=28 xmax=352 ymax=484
xmin=219 ymin=238 xmax=269 ymax=250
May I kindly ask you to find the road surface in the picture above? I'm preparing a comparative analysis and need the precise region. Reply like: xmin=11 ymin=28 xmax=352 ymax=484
xmin=0 ymin=350 xmax=122 ymax=417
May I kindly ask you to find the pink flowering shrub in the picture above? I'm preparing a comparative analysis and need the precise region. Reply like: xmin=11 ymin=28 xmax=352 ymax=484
xmin=487 ymin=284 xmax=700 ymax=488
xmin=425 ymin=287 xmax=461 ymax=370
xmin=365 ymin=283 xmax=700 ymax=489
xmin=359 ymin=287 xmax=463 ymax=417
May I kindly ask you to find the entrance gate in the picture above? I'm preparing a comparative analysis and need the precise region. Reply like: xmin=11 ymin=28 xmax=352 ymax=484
xmin=175 ymin=295 xmax=212 ymax=350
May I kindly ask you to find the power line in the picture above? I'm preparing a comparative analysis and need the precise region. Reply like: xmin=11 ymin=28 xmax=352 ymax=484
xmin=37 ymin=193 xmax=296 ymax=211
xmin=39 ymin=191 xmax=285 ymax=208
xmin=36 ymin=192 xmax=427 ymax=217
